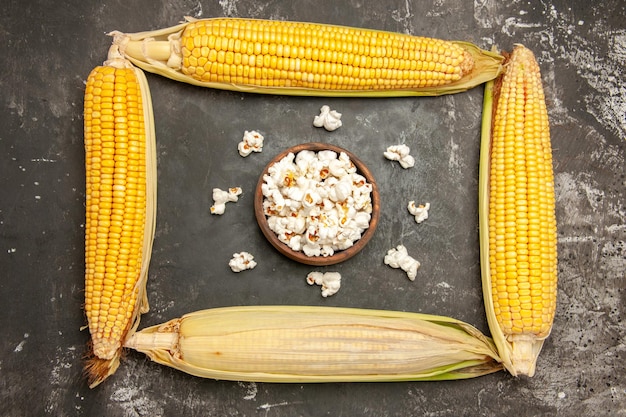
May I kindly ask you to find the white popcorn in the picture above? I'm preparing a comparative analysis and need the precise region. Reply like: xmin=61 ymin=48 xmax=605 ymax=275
xmin=332 ymin=180 xmax=351 ymax=202
xmin=270 ymin=189 xmax=285 ymax=212
xmin=295 ymin=150 xmax=316 ymax=172
xmin=288 ymin=235 xmax=304 ymax=251
xmin=318 ymin=150 xmax=338 ymax=160
xmin=306 ymin=271 xmax=342 ymax=297
xmin=384 ymin=245 xmax=420 ymax=281
xmin=302 ymin=189 xmax=322 ymax=208
xmin=384 ymin=144 xmax=415 ymax=169
xmin=262 ymin=150 xmax=372 ymax=257
xmin=313 ymin=105 xmax=343 ymax=131
xmin=210 ymin=187 xmax=242 ymax=215
xmin=238 ymin=130 xmax=264 ymax=157
xmin=354 ymin=212 xmax=371 ymax=229
xmin=229 ymin=252 xmax=257 ymax=272
xmin=408 ymin=201 xmax=430 ymax=224
xmin=328 ymin=158 xmax=348 ymax=178
xmin=303 ymin=243 xmax=322 ymax=257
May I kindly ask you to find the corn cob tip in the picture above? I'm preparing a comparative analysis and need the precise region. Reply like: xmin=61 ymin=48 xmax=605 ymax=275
xmin=92 ymin=339 xmax=122 ymax=360
xmin=508 ymin=337 xmax=544 ymax=377
xmin=109 ymin=24 xmax=185 ymax=71
xmin=83 ymin=346 xmax=122 ymax=388
xmin=102 ymin=43 xmax=135 ymax=69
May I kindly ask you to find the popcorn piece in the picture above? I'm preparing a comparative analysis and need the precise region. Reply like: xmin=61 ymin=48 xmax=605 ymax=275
xmin=210 ymin=187 xmax=242 ymax=215
xmin=384 ymin=144 xmax=415 ymax=169
xmin=313 ymin=105 xmax=343 ymax=131
xmin=238 ymin=130 xmax=264 ymax=157
xmin=229 ymin=252 xmax=257 ymax=272
xmin=384 ymin=245 xmax=420 ymax=281
xmin=408 ymin=201 xmax=430 ymax=224
xmin=306 ymin=271 xmax=342 ymax=297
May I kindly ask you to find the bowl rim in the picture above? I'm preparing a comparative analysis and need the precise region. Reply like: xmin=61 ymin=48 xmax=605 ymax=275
xmin=254 ymin=142 xmax=380 ymax=266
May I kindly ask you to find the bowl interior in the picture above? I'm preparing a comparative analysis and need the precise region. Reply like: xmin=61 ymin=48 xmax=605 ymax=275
xmin=254 ymin=142 xmax=380 ymax=266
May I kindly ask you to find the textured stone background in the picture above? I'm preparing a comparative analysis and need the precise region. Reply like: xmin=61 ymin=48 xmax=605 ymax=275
xmin=1 ymin=0 xmax=624 ymax=416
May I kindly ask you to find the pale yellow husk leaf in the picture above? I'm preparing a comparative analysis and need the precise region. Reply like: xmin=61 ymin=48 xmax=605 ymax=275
xmin=125 ymin=305 xmax=502 ymax=382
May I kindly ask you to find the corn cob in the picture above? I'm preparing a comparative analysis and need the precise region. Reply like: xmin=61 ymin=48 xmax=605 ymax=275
xmin=109 ymin=17 xmax=503 ymax=97
xmin=83 ymin=45 xmax=157 ymax=387
xmin=124 ymin=305 xmax=502 ymax=382
xmin=478 ymin=45 xmax=557 ymax=376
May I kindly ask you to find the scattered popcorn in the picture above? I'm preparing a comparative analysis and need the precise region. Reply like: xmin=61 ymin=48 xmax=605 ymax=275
xmin=262 ymin=150 xmax=372 ymax=257
xmin=313 ymin=105 xmax=343 ymax=131
xmin=306 ymin=271 xmax=342 ymax=297
xmin=384 ymin=144 xmax=415 ymax=169
xmin=408 ymin=201 xmax=430 ymax=224
xmin=384 ymin=245 xmax=420 ymax=281
xmin=229 ymin=252 xmax=257 ymax=272
xmin=238 ymin=130 xmax=264 ymax=157
xmin=210 ymin=187 xmax=242 ymax=215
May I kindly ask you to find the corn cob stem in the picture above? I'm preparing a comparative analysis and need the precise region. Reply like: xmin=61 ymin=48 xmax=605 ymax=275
xmin=479 ymin=45 xmax=557 ymax=377
xmin=109 ymin=17 xmax=503 ymax=97
xmin=83 ymin=45 xmax=157 ymax=387
xmin=125 ymin=305 xmax=502 ymax=382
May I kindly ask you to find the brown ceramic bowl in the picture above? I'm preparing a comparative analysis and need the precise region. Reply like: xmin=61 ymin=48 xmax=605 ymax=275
xmin=254 ymin=142 xmax=380 ymax=266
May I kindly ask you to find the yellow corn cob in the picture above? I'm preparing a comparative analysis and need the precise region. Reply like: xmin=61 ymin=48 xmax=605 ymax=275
xmin=83 ymin=45 xmax=157 ymax=387
xmin=125 ymin=306 xmax=502 ymax=382
xmin=479 ymin=45 xmax=557 ymax=376
xmin=109 ymin=17 xmax=503 ymax=97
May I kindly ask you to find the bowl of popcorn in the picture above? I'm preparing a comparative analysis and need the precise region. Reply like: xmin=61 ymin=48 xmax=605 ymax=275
xmin=255 ymin=143 xmax=380 ymax=266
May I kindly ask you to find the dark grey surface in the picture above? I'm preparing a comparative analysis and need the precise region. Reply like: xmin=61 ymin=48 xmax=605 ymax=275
xmin=1 ymin=1 xmax=624 ymax=416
